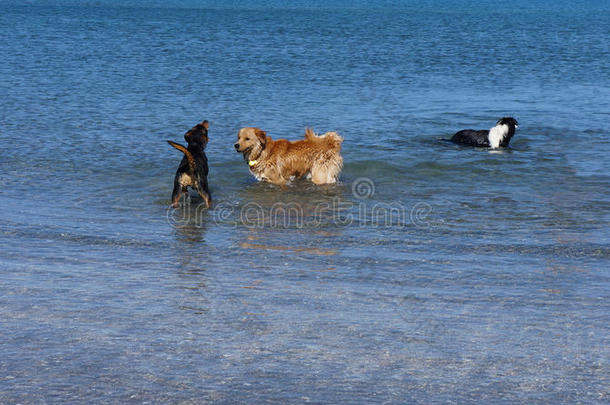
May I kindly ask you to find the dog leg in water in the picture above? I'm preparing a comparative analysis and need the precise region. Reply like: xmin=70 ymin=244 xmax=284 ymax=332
xmin=171 ymin=179 xmax=183 ymax=208
xmin=196 ymin=179 xmax=212 ymax=208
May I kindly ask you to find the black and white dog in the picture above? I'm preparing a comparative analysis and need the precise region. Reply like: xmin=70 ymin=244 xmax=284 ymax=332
xmin=450 ymin=117 xmax=518 ymax=148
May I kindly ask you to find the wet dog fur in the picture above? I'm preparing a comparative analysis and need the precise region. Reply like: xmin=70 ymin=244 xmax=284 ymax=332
xmin=234 ymin=127 xmax=343 ymax=185
xmin=167 ymin=120 xmax=211 ymax=208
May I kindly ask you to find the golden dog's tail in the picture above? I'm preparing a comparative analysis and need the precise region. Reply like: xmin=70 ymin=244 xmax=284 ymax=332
xmin=305 ymin=128 xmax=343 ymax=150
xmin=167 ymin=140 xmax=196 ymax=172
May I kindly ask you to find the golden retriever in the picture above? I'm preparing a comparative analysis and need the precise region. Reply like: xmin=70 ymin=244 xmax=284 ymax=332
xmin=234 ymin=127 xmax=343 ymax=185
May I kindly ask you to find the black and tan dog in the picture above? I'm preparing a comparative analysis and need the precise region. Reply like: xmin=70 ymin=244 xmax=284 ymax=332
xmin=167 ymin=120 xmax=211 ymax=208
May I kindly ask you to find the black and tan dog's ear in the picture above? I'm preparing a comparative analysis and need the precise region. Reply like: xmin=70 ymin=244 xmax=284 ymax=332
xmin=202 ymin=120 xmax=209 ymax=129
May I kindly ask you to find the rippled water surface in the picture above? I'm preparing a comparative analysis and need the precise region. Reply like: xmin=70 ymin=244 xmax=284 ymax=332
xmin=1 ymin=0 xmax=609 ymax=403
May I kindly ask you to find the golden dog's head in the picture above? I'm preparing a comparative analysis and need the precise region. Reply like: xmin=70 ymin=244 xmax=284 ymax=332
xmin=234 ymin=127 xmax=267 ymax=161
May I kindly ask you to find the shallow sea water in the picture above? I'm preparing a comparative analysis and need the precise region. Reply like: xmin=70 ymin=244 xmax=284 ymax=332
xmin=1 ymin=1 xmax=609 ymax=403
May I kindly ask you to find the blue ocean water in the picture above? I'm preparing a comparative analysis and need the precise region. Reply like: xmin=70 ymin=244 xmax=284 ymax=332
xmin=1 ymin=1 xmax=609 ymax=403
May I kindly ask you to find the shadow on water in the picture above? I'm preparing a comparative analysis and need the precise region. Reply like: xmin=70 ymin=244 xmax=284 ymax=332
xmin=168 ymin=200 xmax=210 ymax=243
